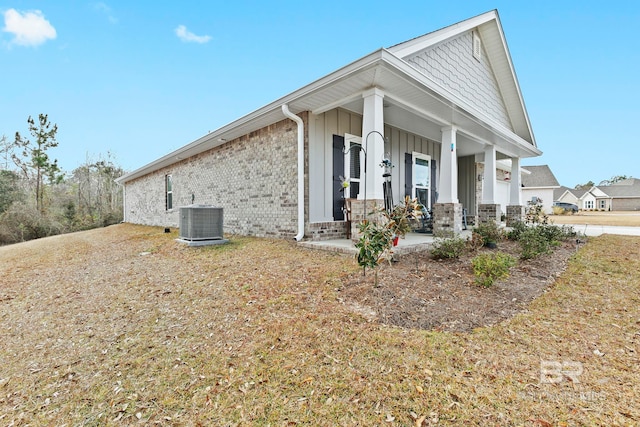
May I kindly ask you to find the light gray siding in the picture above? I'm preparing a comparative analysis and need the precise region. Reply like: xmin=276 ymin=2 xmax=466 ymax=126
xmin=404 ymin=31 xmax=512 ymax=130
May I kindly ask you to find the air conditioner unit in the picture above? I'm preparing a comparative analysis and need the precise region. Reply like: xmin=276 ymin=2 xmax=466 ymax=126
xmin=179 ymin=205 xmax=223 ymax=241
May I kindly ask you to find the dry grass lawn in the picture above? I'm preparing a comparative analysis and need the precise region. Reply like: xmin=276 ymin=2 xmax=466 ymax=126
xmin=1 ymin=224 xmax=639 ymax=426
xmin=550 ymin=211 xmax=640 ymax=227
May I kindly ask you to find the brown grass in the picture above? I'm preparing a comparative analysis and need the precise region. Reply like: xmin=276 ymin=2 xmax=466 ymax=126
xmin=551 ymin=211 xmax=640 ymax=226
xmin=1 ymin=224 xmax=639 ymax=425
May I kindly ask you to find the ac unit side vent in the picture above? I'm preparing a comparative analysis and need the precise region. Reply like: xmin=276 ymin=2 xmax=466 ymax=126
xmin=179 ymin=205 xmax=224 ymax=241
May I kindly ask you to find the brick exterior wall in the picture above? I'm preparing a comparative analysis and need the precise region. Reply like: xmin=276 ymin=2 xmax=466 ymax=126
xmin=123 ymin=113 xmax=308 ymax=239
xmin=506 ymin=205 xmax=525 ymax=226
xmin=432 ymin=202 xmax=463 ymax=237
xmin=478 ymin=203 xmax=501 ymax=223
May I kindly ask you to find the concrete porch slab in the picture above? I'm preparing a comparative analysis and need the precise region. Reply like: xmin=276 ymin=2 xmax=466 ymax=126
xmin=299 ymin=231 xmax=472 ymax=256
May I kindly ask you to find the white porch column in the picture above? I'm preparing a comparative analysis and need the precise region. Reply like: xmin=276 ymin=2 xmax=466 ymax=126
xmin=438 ymin=126 xmax=459 ymax=203
xmin=482 ymin=145 xmax=497 ymax=204
xmin=361 ymin=88 xmax=385 ymax=201
xmin=509 ymin=156 xmax=522 ymax=205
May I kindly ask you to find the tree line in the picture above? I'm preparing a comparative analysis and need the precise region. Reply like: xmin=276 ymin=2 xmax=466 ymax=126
xmin=0 ymin=114 xmax=125 ymax=245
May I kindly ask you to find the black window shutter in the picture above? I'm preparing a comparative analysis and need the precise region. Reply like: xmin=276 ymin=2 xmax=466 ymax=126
xmin=404 ymin=152 xmax=412 ymax=198
xmin=332 ymin=135 xmax=345 ymax=220
xmin=431 ymin=159 xmax=437 ymax=208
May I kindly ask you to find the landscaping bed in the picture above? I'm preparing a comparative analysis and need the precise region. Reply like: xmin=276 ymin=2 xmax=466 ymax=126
xmin=341 ymin=239 xmax=576 ymax=332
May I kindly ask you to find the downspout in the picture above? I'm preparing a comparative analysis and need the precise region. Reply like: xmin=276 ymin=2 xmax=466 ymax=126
xmin=281 ymin=104 xmax=305 ymax=241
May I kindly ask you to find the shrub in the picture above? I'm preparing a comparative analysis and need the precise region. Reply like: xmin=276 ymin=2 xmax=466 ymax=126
xmin=552 ymin=206 xmax=566 ymax=215
xmin=0 ymin=202 xmax=63 ymax=245
xmin=525 ymin=199 xmax=549 ymax=225
xmin=431 ymin=236 xmax=468 ymax=259
xmin=517 ymin=223 xmax=578 ymax=260
xmin=474 ymin=220 xmax=504 ymax=245
xmin=519 ymin=227 xmax=552 ymax=260
xmin=472 ymin=252 xmax=516 ymax=287
xmin=506 ymin=220 xmax=527 ymax=241
xmin=466 ymin=231 xmax=485 ymax=252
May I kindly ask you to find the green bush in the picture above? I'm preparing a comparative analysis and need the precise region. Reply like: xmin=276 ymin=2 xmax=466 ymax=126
xmin=430 ymin=236 xmax=468 ymax=259
xmin=474 ymin=220 xmax=504 ymax=245
xmin=472 ymin=252 xmax=516 ymax=287
xmin=516 ymin=223 xmax=578 ymax=260
xmin=506 ymin=220 xmax=527 ymax=241
xmin=519 ymin=227 xmax=552 ymax=260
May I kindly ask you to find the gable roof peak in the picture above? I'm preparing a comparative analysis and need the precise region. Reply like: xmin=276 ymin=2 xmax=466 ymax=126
xmin=388 ymin=10 xmax=498 ymax=58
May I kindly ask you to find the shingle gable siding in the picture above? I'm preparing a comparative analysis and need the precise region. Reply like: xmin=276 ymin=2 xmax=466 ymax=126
xmin=405 ymin=31 xmax=512 ymax=130
xmin=123 ymin=114 xmax=307 ymax=238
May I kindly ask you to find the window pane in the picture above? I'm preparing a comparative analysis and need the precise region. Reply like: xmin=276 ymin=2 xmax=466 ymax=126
xmin=349 ymin=143 xmax=361 ymax=179
xmin=415 ymin=158 xmax=429 ymax=187
xmin=349 ymin=182 xmax=360 ymax=199
xmin=167 ymin=193 xmax=173 ymax=210
xmin=416 ymin=188 xmax=429 ymax=208
xmin=166 ymin=175 xmax=172 ymax=192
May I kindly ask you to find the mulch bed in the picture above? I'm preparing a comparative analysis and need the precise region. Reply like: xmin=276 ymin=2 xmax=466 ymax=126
xmin=340 ymin=239 xmax=577 ymax=332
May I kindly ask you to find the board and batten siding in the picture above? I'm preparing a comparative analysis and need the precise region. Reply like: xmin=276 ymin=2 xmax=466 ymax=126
xmin=308 ymin=108 xmax=441 ymax=223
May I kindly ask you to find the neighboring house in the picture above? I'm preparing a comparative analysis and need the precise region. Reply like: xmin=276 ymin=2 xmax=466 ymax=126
xmin=116 ymin=10 xmax=541 ymax=240
xmin=556 ymin=187 xmax=597 ymax=211
xmin=596 ymin=178 xmax=640 ymax=211
xmin=554 ymin=178 xmax=640 ymax=211
xmin=553 ymin=186 xmax=576 ymax=205
xmin=521 ymin=165 xmax=560 ymax=214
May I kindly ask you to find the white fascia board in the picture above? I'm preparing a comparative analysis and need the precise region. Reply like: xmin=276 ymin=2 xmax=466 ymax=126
xmin=382 ymin=50 xmax=541 ymax=158
xmin=481 ymin=13 xmax=537 ymax=148
xmin=389 ymin=10 xmax=498 ymax=58
xmin=117 ymin=50 xmax=389 ymax=184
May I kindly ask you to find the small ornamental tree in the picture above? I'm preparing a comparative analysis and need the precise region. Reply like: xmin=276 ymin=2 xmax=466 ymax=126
xmin=354 ymin=197 xmax=421 ymax=287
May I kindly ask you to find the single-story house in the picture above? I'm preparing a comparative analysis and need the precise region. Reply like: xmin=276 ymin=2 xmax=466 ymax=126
xmin=554 ymin=178 xmax=640 ymax=211
xmin=555 ymin=187 xmax=599 ymax=211
xmin=115 ymin=10 xmax=541 ymax=240
xmin=521 ymin=165 xmax=560 ymax=214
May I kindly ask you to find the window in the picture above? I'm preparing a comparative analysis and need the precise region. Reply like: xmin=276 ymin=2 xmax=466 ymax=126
xmin=412 ymin=152 xmax=431 ymax=209
xmin=585 ymin=200 xmax=594 ymax=210
xmin=599 ymin=199 xmax=607 ymax=210
xmin=165 ymin=174 xmax=173 ymax=210
xmin=344 ymin=134 xmax=363 ymax=199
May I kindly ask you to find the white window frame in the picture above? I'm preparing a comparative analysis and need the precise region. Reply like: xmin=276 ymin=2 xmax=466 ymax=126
xmin=599 ymin=199 xmax=606 ymax=210
xmin=585 ymin=200 xmax=594 ymax=210
xmin=412 ymin=152 xmax=431 ymax=209
xmin=166 ymin=174 xmax=173 ymax=210
xmin=344 ymin=134 xmax=363 ymax=199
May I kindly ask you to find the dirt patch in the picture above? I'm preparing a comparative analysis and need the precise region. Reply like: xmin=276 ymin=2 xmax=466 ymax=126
xmin=341 ymin=239 xmax=576 ymax=332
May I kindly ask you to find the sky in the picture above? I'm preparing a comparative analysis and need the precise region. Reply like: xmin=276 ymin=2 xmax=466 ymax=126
xmin=1 ymin=0 xmax=639 ymax=188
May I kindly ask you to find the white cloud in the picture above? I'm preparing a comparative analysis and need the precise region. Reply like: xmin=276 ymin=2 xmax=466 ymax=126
xmin=2 ymin=8 xmax=57 ymax=47
xmin=174 ymin=25 xmax=211 ymax=44
xmin=93 ymin=2 xmax=118 ymax=24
